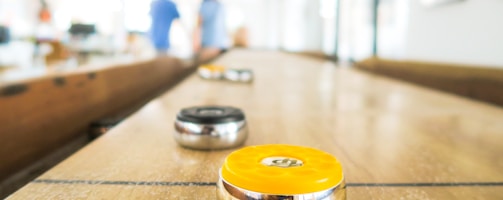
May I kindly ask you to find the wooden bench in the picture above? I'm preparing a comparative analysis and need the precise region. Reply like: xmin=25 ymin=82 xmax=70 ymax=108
xmin=0 ymin=56 xmax=195 ymax=185
xmin=356 ymin=57 xmax=503 ymax=107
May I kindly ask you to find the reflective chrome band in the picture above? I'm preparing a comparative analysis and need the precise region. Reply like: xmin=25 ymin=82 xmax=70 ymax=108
xmin=174 ymin=120 xmax=247 ymax=150
xmin=217 ymin=178 xmax=346 ymax=200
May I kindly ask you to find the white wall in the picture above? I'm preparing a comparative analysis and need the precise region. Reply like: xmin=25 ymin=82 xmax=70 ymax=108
xmin=379 ymin=0 xmax=503 ymax=67
xmin=337 ymin=0 xmax=374 ymax=61
xmin=224 ymin=0 xmax=325 ymax=52
xmin=376 ymin=0 xmax=409 ymax=59
xmin=0 ymin=0 xmax=39 ymax=38
xmin=224 ymin=0 xmax=270 ymax=49
xmin=302 ymin=0 xmax=323 ymax=51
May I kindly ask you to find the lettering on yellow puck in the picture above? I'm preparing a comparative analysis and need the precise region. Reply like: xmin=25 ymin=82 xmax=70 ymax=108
xmin=261 ymin=156 xmax=303 ymax=168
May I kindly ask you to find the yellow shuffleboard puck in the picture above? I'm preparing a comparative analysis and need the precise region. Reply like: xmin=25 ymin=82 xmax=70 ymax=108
xmin=198 ymin=64 xmax=226 ymax=79
xmin=218 ymin=144 xmax=346 ymax=199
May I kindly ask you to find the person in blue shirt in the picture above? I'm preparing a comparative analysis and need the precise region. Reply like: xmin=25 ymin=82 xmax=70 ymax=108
xmin=194 ymin=0 xmax=229 ymax=60
xmin=149 ymin=0 xmax=180 ymax=54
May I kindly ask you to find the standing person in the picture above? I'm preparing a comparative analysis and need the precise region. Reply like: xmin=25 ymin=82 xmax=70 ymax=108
xmin=149 ymin=0 xmax=180 ymax=54
xmin=194 ymin=0 xmax=229 ymax=61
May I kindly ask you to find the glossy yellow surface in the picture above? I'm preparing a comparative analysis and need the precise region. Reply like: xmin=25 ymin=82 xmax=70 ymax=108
xmin=199 ymin=64 xmax=226 ymax=72
xmin=221 ymin=144 xmax=344 ymax=194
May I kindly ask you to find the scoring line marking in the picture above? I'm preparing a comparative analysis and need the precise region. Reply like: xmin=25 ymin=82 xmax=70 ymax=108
xmin=32 ymin=179 xmax=503 ymax=187
xmin=32 ymin=179 xmax=216 ymax=186
xmin=346 ymin=182 xmax=503 ymax=187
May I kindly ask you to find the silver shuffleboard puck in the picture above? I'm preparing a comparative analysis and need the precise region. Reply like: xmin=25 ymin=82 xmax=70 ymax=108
xmin=174 ymin=106 xmax=248 ymax=150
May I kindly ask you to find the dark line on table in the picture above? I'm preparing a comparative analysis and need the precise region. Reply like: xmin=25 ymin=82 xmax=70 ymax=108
xmin=33 ymin=179 xmax=216 ymax=186
xmin=33 ymin=179 xmax=503 ymax=188
xmin=346 ymin=182 xmax=503 ymax=187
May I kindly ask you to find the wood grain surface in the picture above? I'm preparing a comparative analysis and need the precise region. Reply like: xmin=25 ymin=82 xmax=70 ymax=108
xmin=8 ymin=50 xmax=503 ymax=199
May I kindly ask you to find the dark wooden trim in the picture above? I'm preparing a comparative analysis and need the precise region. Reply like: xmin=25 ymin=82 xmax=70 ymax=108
xmin=0 ymin=57 xmax=196 ymax=182
xmin=356 ymin=57 xmax=503 ymax=107
xmin=292 ymin=51 xmax=333 ymax=61
xmin=0 ymin=84 xmax=28 ymax=97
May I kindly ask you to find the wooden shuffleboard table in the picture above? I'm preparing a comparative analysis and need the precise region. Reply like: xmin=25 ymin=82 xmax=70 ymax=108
xmin=8 ymin=50 xmax=503 ymax=199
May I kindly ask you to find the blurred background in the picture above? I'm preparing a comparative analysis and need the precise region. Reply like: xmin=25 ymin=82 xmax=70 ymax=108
xmin=1 ymin=0 xmax=503 ymax=198
xmin=1 ymin=0 xmax=501 ymax=74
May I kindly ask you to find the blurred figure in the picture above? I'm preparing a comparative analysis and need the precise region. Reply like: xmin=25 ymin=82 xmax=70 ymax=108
xmin=194 ymin=0 xmax=230 ymax=61
xmin=233 ymin=26 xmax=249 ymax=48
xmin=35 ymin=0 xmax=56 ymax=42
xmin=149 ymin=0 xmax=180 ymax=55
xmin=35 ymin=0 xmax=68 ymax=67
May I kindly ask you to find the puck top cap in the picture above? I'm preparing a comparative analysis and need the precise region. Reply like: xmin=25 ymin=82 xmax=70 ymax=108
xmin=177 ymin=106 xmax=245 ymax=124
xmin=221 ymin=144 xmax=343 ymax=195
xmin=200 ymin=64 xmax=226 ymax=72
